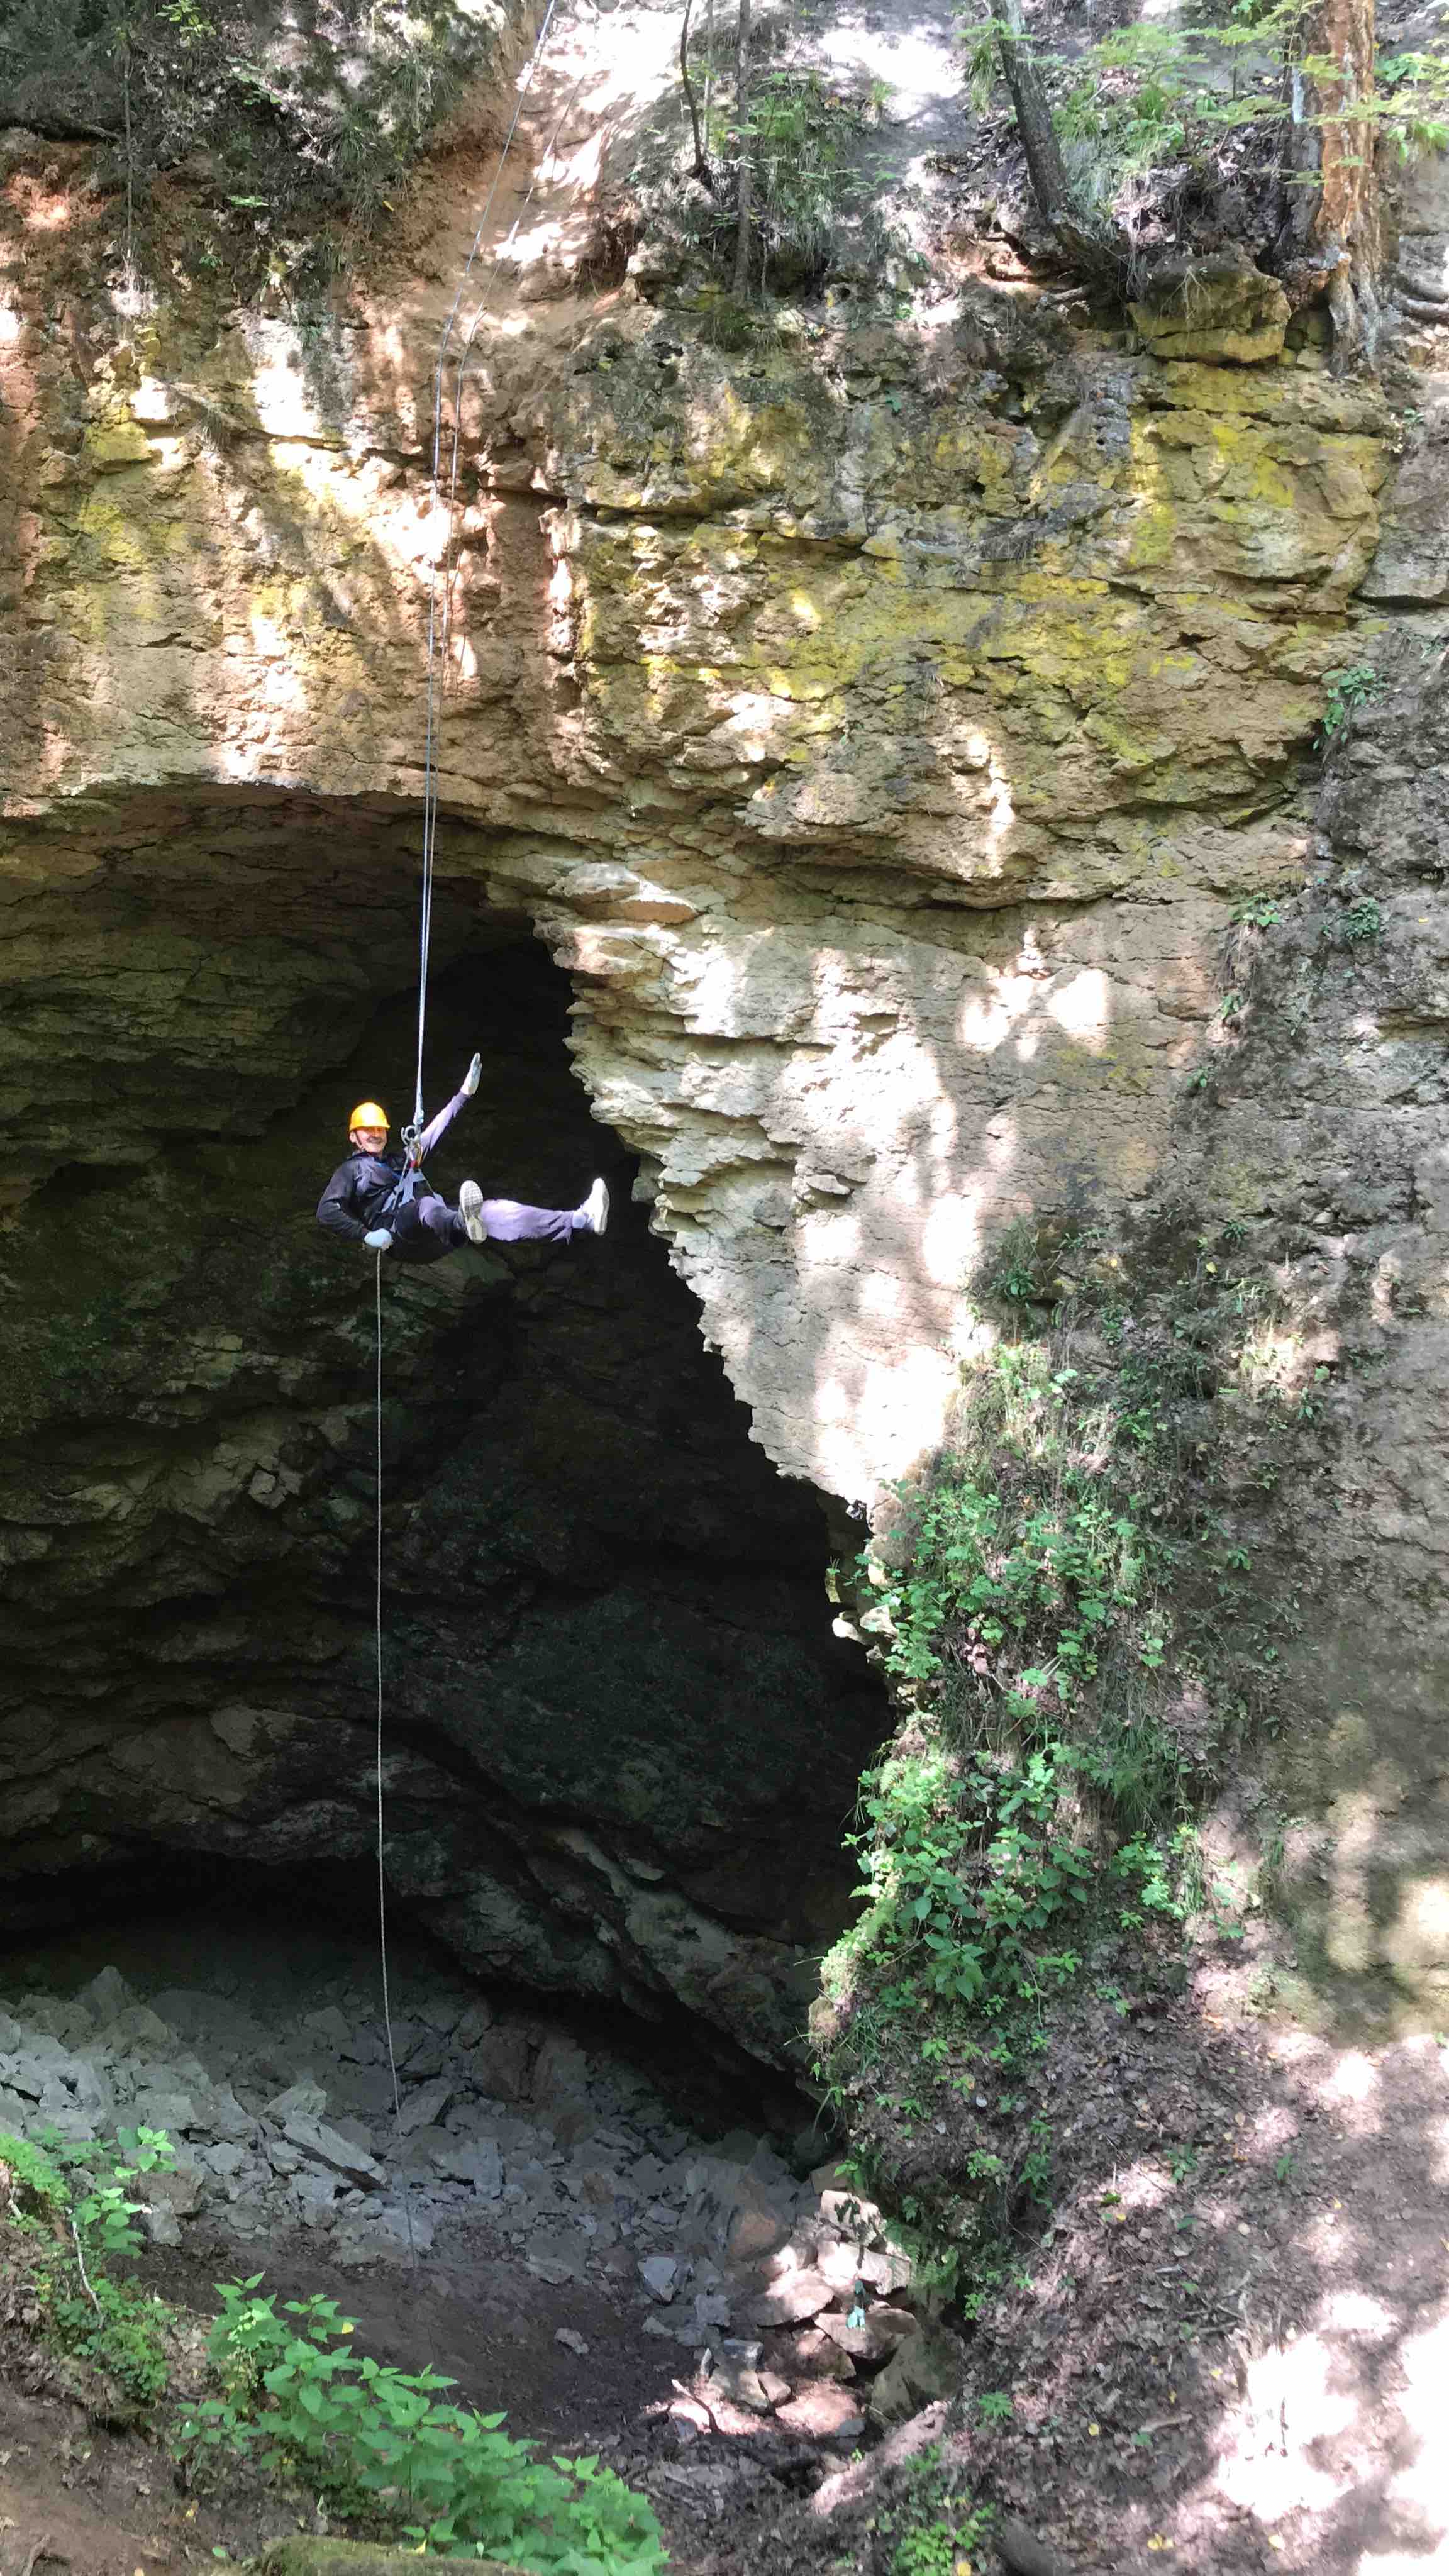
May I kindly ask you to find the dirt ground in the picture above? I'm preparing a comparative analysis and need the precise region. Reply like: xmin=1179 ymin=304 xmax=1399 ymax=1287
xmin=623 ymin=1945 xmax=1449 ymax=2576
xmin=144 ymin=2214 xmax=684 ymax=2448
xmin=3 ymin=1915 xmax=1448 ymax=2575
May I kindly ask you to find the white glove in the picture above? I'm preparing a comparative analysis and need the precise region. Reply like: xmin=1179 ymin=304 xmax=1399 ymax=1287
xmin=364 ymin=1229 xmax=392 ymax=1252
xmin=462 ymin=1052 xmax=482 ymax=1097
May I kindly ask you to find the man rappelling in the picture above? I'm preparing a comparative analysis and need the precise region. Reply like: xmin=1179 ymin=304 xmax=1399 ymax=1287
xmin=316 ymin=1053 xmax=609 ymax=1263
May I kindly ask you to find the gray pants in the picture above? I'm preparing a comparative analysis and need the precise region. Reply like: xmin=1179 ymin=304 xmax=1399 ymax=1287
xmin=391 ymin=1191 xmax=584 ymax=1263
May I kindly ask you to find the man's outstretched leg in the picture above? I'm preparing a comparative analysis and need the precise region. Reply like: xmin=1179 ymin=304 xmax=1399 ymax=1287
xmin=460 ymin=1178 xmax=609 ymax=1245
xmin=390 ymin=1192 xmax=468 ymax=1258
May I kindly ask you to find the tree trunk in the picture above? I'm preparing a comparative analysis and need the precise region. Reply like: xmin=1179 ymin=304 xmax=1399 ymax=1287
xmin=994 ymin=0 xmax=1126 ymax=289
xmin=732 ymin=0 xmax=752 ymax=298
xmin=1280 ymin=0 xmax=1383 ymax=368
xmin=680 ymin=0 xmax=715 ymax=192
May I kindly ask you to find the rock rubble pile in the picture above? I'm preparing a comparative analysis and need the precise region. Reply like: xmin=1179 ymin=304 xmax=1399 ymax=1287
xmin=0 ymin=1965 xmax=949 ymax=2437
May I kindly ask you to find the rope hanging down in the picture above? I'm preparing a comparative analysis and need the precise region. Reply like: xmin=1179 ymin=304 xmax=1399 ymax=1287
xmin=374 ymin=1258 xmax=418 ymax=2269
xmin=375 ymin=0 xmax=574 ymax=2264
xmin=411 ymin=0 xmax=564 ymax=1131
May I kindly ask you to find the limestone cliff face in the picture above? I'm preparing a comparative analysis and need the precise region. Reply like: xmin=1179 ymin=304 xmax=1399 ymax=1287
xmin=3 ymin=91 xmax=1448 ymax=2023
xmin=0 ymin=282 xmax=1391 ymax=1501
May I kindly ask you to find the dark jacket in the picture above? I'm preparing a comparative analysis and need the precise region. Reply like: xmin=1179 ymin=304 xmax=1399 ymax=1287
xmin=316 ymin=1148 xmax=407 ymax=1244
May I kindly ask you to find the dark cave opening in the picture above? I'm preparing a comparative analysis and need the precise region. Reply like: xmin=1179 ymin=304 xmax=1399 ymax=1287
xmin=0 ymin=810 xmax=889 ymax=2084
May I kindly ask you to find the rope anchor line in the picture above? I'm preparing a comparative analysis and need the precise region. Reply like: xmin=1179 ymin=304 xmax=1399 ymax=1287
xmin=374 ymin=0 xmax=572 ymax=2270
xmin=413 ymin=0 xmax=565 ymax=1131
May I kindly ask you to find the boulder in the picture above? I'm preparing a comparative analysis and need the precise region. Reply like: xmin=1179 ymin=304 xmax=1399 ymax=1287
xmin=816 ymin=2302 xmax=916 ymax=2363
xmin=462 ymin=2028 xmax=535 ymax=2102
xmin=300 ymin=2006 xmax=353 ymax=2051
xmin=130 ymin=2087 xmax=198 ymax=2137
xmin=294 ymin=2170 xmax=341 ymax=2227
xmin=374 ymin=2199 xmax=435 ymax=2257
xmin=1129 ymin=252 xmax=1291 ymax=364
xmin=1 ymin=2045 xmax=65 ymax=2101
xmin=79 ymin=1968 xmax=133 ymax=2023
xmin=453 ymin=1999 xmax=494 ymax=2047
xmin=267 ymin=2080 xmax=327 ymax=2124
xmin=640 ymin=2252 xmax=679 ymax=2301
xmin=198 ymin=2143 xmax=247 ymax=2184
xmin=725 ymin=2195 xmax=791 ymax=2263
xmin=525 ymin=2232 xmax=591 ymax=2285
xmin=283 ymin=2115 xmax=383 ymax=2187
xmin=774 ymin=2380 xmax=868 ymax=2439
xmin=434 ymin=2138 xmax=502 ymax=2197
xmin=146 ymin=2164 xmax=203 ymax=2219
xmin=398 ymin=2075 xmax=453 ymax=2135
xmin=388 ymin=2021 xmax=447 ymax=2079
xmin=106 ymin=2004 xmax=177 ymax=2055
xmin=745 ymin=2267 xmax=835 ymax=2328
xmin=867 ymin=2320 xmax=961 ymax=2427
xmin=197 ymin=2082 xmax=255 ymax=2144
xmin=763 ymin=2324 xmax=854 ymax=2382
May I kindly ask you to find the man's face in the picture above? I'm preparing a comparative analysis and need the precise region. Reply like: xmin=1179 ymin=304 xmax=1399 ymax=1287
xmin=351 ymin=1125 xmax=387 ymax=1156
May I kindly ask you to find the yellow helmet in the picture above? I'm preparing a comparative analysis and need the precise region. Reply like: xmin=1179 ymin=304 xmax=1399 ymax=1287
xmin=348 ymin=1100 xmax=389 ymax=1137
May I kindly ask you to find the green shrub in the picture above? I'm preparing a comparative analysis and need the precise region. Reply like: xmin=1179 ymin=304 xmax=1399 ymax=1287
xmin=874 ymin=2446 xmax=993 ymax=2575
xmin=1322 ymin=896 xmax=1382 ymax=948
xmin=0 ymin=2122 xmax=179 ymax=2406
xmin=51 ymin=2270 xmax=172 ymax=2405
xmin=177 ymin=2277 xmax=665 ymax=2568
xmin=818 ymin=1216 xmax=1321 ymax=2260
xmin=833 ymin=1338 xmax=1196 ymax=2036
xmin=958 ymin=8 xmax=1449 ymax=234
xmin=1318 ymin=663 xmax=1382 ymax=750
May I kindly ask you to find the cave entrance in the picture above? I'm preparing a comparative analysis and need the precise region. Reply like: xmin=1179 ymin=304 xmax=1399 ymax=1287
xmin=0 ymin=789 xmax=888 ymax=2082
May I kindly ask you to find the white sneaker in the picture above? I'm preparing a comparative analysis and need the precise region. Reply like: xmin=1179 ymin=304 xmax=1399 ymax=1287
xmin=459 ymin=1180 xmax=488 ymax=1244
xmin=582 ymin=1177 xmax=609 ymax=1236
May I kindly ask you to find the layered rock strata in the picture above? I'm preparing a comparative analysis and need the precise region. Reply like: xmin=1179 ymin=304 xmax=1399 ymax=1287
xmin=0 ymin=277 xmax=1391 ymax=1505
xmin=6 ymin=86 xmax=1449 ymax=2013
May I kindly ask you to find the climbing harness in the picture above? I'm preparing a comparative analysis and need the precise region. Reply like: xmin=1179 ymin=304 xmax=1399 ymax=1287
xmin=380 ymin=1116 xmax=426 ymax=1221
xmin=372 ymin=0 xmax=577 ymax=2263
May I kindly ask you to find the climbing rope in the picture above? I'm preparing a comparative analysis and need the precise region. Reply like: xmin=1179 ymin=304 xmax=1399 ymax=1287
xmin=377 ymin=1 xmax=576 ymax=2261
xmin=374 ymin=1252 xmax=418 ymax=2270
xmin=413 ymin=0 xmax=565 ymax=1128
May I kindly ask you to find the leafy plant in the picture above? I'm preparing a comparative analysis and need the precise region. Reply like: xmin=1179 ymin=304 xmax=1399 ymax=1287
xmin=876 ymin=2446 xmax=994 ymax=2576
xmin=1318 ymin=663 xmax=1382 ymax=749
xmin=0 ymin=2123 xmax=179 ymax=2407
xmin=1322 ymin=896 xmax=1382 ymax=947
xmin=52 ymin=2270 xmax=171 ymax=2404
xmin=179 ymin=2279 xmax=665 ymax=2567
xmin=957 ymin=4 xmax=1449 ymax=274
xmin=816 ymin=1209 xmax=1328 ymax=2267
